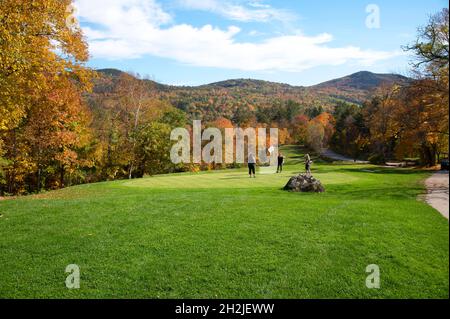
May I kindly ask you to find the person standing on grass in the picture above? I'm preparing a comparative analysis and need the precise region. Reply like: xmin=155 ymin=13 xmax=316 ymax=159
xmin=305 ymin=154 xmax=313 ymax=177
xmin=248 ymin=153 xmax=256 ymax=178
xmin=277 ymin=152 xmax=284 ymax=173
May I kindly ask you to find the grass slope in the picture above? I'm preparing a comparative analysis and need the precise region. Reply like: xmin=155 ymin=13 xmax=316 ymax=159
xmin=0 ymin=146 xmax=448 ymax=298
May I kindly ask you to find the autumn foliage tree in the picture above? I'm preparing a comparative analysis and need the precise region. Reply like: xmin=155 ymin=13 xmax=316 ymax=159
xmin=0 ymin=0 xmax=92 ymax=194
xmin=363 ymin=8 xmax=449 ymax=166
xmin=87 ymin=71 xmax=187 ymax=180
xmin=291 ymin=114 xmax=310 ymax=145
xmin=24 ymin=79 xmax=93 ymax=190
xmin=331 ymin=102 xmax=368 ymax=160
xmin=306 ymin=112 xmax=335 ymax=152
xmin=363 ymin=86 xmax=399 ymax=163
xmin=369 ymin=79 xmax=449 ymax=166
xmin=0 ymin=0 xmax=89 ymax=129
xmin=403 ymin=8 xmax=449 ymax=165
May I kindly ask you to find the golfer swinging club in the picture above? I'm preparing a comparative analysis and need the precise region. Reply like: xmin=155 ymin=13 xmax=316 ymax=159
xmin=305 ymin=154 xmax=313 ymax=177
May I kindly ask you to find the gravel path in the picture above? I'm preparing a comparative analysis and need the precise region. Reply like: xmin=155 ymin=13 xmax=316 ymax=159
xmin=425 ymin=171 xmax=449 ymax=219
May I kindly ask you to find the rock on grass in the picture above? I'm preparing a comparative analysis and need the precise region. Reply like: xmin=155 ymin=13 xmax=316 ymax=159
xmin=283 ymin=174 xmax=325 ymax=193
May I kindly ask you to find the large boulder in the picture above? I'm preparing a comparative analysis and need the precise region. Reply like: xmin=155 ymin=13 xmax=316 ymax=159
xmin=283 ymin=174 xmax=325 ymax=193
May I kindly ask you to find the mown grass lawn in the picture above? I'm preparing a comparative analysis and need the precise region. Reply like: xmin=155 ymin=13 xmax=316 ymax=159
xmin=0 ymin=146 xmax=448 ymax=298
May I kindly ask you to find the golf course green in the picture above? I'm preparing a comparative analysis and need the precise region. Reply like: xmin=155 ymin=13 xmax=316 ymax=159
xmin=0 ymin=146 xmax=448 ymax=298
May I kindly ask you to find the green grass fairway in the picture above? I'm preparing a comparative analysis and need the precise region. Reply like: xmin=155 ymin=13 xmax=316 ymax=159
xmin=0 ymin=146 xmax=448 ymax=298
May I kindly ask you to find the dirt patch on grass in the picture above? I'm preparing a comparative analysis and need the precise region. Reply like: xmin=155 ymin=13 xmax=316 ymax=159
xmin=31 ymin=186 xmax=109 ymax=200
xmin=0 ymin=187 xmax=109 ymax=201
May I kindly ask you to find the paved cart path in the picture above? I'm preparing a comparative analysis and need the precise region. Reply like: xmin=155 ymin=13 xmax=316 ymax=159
xmin=425 ymin=171 xmax=449 ymax=219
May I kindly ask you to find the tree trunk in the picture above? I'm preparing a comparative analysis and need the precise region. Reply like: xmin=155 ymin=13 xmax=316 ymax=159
xmin=430 ymin=144 xmax=437 ymax=166
xmin=128 ymin=163 xmax=133 ymax=179
xmin=420 ymin=144 xmax=437 ymax=167
xmin=8 ymin=129 xmax=17 ymax=194
xmin=37 ymin=167 xmax=41 ymax=193
xmin=60 ymin=166 xmax=65 ymax=188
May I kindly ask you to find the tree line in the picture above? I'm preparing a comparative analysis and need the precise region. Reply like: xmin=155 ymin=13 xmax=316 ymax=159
xmin=333 ymin=8 xmax=449 ymax=165
xmin=1 ymin=1 xmax=448 ymax=195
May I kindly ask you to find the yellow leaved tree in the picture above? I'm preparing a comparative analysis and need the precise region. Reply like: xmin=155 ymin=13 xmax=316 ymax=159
xmin=0 ymin=0 xmax=93 ymax=194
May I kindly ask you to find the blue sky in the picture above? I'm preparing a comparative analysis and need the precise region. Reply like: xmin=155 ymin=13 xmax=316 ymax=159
xmin=74 ymin=0 xmax=448 ymax=86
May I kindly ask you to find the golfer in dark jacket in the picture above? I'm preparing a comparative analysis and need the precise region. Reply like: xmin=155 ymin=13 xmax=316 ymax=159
xmin=248 ymin=153 xmax=256 ymax=178
xmin=277 ymin=152 xmax=284 ymax=173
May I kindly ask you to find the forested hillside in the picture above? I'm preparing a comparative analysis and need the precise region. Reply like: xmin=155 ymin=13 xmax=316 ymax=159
xmin=93 ymin=69 xmax=409 ymax=123
xmin=1 ymin=1 xmax=448 ymax=196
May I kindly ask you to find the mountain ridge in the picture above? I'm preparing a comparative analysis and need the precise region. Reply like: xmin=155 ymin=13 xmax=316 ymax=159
xmin=92 ymin=69 xmax=412 ymax=122
xmin=312 ymin=71 xmax=410 ymax=91
xmin=97 ymin=68 xmax=409 ymax=91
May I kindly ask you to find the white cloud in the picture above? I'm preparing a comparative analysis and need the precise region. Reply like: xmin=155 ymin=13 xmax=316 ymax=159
xmin=76 ymin=0 xmax=171 ymax=28
xmin=178 ymin=0 xmax=295 ymax=22
xmin=74 ymin=0 xmax=403 ymax=72
xmin=248 ymin=1 xmax=271 ymax=9
xmin=248 ymin=30 xmax=264 ymax=36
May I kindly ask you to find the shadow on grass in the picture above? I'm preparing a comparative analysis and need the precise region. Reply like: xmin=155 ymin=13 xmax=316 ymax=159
xmin=315 ymin=166 xmax=429 ymax=176
xmin=326 ymin=184 xmax=424 ymax=200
